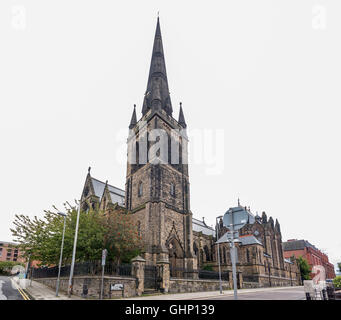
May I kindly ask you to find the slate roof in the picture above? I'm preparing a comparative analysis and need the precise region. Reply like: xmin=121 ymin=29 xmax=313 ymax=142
xmin=239 ymin=235 xmax=263 ymax=246
xmin=192 ymin=218 xmax=216 ymax=236
xmin=282 ymin=239 xmax=319 ymax=252
xmin=91 ymin=177 xmax=125 ymax=206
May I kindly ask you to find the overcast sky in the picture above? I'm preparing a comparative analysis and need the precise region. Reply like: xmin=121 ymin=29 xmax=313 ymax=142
xmin=0 ymin=1 xmax=340 ymax=270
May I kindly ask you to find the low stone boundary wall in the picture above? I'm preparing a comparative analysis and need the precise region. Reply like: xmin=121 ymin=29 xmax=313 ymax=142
xmin=243 ymin=275 xmax=300 ymax=288
xmin=169 ymin=278 xmax=231 ymax=293
xmin=35 ymin=276 xmax=137 ymax=298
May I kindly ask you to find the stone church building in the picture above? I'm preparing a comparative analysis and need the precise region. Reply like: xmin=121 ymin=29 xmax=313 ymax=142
xmin=80 ymin=18 xmax=300 ymax=289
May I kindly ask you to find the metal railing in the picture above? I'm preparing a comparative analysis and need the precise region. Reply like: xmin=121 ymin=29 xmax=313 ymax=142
xmin=198 ymin=269 xmax=229 ymax=281
xmin=32 ymin=261 xmax=132 ymax=279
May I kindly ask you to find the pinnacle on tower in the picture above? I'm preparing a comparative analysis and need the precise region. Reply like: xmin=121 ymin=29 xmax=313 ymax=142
xmin=142 ymin=17 xmax=173 ymax=116
xmin=129 ymin=104 xmax=137 ymax=129
xmin=178 ymin=102 xmax=187 ymax=128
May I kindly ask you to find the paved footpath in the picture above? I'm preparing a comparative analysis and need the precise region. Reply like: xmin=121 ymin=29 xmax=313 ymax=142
xmin=124 ymin=286 xmax=305 ymax=300
xmin=25 ymin=280 xmax=83 ymax=300
xmin=23 ymin=280 xmax=304 ymax=300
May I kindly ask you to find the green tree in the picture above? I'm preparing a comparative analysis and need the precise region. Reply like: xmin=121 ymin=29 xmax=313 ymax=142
xmin=202 ymin=264 xmax=213 ymax=271
xmin=103 ymin=210 xmax=143 ymax=264
xmin=297 ymin=256 xmax=311 ymax=280
xmin=333 ymin=276 xmax=341 ymax=288
xmin=11 ymin=204 xmax=142 ymax=266
xmin=337 ymin=262 xmax=341 ymax=273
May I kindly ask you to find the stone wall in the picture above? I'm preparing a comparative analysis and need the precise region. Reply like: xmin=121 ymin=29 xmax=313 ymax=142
xmin=35 ymin=276 xmax=137 ymax=299
xmin=242 ymin=275 xmax=300 ymax=288
xmin=169 ymin=278 xmax=231 ymax=293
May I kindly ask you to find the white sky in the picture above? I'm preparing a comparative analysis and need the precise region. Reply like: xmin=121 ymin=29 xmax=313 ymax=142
xmin=0 ymin=1 xmax=340 ymax=271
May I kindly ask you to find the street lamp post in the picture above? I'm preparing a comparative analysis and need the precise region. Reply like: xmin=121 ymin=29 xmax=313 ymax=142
xmin=68 ymin=202 xmax=81 ymax=297
xmin=56 ymin=212 xmax=67 ymax=297
xmin=229 ymin=236 xmax=238 ymax=300
xmin=215 ymin=216 xmax=223 ymax=294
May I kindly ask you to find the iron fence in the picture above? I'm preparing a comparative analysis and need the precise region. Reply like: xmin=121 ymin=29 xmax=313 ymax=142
xmin=32 ymin=261 xmax=132 ymax=279
xmin=198 ymin=269 xmax=229 ymax=281
xmin=170 ymin=267 xmax=194 ymax=279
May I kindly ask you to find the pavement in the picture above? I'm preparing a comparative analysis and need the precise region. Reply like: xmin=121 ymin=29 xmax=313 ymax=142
xmin=25 ymin=280 xmax=83 ymax=300
xmin=1 ymin=275 xmax=305 ymax=300
xmin=124 ymin=286 xmax=306 ymax=300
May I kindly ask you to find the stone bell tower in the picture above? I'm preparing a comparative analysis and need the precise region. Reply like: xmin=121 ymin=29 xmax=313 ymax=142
xmin=125 ymin=18 xmax=195 ymax=271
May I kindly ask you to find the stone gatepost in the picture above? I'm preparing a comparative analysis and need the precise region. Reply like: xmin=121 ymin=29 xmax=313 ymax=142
xmin=131 ymin=255 xmax=146 ymax=296
xmin=156 ymin=259 xmax=170 ymax=293
xmin=185 ymin=258 xmax=199 ymax=279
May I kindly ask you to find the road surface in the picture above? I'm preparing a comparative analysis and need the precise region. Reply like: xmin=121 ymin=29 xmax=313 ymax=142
xmin=197 ymin=286 xmax=306 ymax=300
xmin=0 ymin=276 xmax=27 ymax=300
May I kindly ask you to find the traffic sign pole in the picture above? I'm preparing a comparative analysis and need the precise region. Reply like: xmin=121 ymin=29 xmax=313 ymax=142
xmin=230 ymin=240 xmax=238 ymax=300
xmin=100 ymin=249 xmax=107 ymax=300
xmin=222 ymin=208 xmax=249 ymax=300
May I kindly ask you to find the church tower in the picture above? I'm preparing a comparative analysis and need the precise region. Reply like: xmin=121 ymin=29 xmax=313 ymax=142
xmin=125 ymin=18 xmax=195 ymax=270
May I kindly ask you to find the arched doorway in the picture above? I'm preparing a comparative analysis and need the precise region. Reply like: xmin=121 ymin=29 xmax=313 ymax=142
xmin=167 ymin=237 xmax=184 ymax=277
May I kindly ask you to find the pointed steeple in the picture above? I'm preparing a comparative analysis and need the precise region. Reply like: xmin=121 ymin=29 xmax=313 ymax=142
xmin=129 ymin=104 xmax=137 ymax=129
xmin=142 ymin=17 xmax=173 ymax=116
xmin=178 ymin=102 xmax=187 ymax=128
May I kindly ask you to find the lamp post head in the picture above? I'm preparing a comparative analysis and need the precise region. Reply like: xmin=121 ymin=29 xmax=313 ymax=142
xmin=56 ymin=212 xmax=67 ymax=217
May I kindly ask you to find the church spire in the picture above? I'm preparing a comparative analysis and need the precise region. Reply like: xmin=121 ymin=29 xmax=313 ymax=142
xmin=129 ymin=104 xmax=137 ymax=129
xmin=178 ymin=102 xmax=187 ymax=128
xmin=142 ymin=17 xmax=173 ymax=116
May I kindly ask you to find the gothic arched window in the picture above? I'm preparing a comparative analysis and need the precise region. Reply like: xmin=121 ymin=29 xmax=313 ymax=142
xmin=193 ymin=242 xmax=198 ymax=256
xmin=204 ymin=245 xmax=210 ymax=261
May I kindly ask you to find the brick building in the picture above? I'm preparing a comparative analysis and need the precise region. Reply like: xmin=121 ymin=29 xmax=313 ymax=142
xmin=283 ymin=239 xmax=336 ymax=280
xmin=80 ymin=17 xmax=300 ymax=288
xmin=0 ymin=241 xmax=25 ymax=263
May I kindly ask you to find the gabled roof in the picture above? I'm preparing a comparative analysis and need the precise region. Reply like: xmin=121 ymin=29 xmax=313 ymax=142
xmin=282 ymin=239 xmax=319 ymax=252
xmin=192 ymin=218 xmax=215 ymax=236
xmin=109 ymin=191 xmax=125 ymax=206
xmin=90 ymin=177 xmax=125 ymax=205
xmin=239 ymin=235 xmax=263 ymax=246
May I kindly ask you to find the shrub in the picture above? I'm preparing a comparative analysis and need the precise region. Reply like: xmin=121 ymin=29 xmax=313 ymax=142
xmin=333 ymin=275 xmax=341 ymax=288
xmin=0 ymin=261 xmax=24 ymax=275
xmin=202 ymin=264 xmax=213 ymax=271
